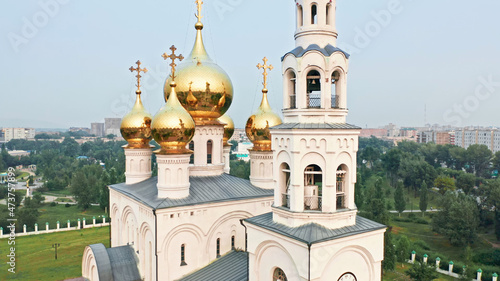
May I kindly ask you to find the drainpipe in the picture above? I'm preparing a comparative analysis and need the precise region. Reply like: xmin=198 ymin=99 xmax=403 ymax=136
xmin=308 ymin=243 xmax=311 ymax=281
xmin=240 ymin=219 xmax=249 ymax=281
xmin=153 ymin=209 xmax=158 ymax=281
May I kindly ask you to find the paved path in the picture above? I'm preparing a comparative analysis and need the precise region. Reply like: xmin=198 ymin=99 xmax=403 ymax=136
xmin=389 ymin=209 xmax=439 ymax=213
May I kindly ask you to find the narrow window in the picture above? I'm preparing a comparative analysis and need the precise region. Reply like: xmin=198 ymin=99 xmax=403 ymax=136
xmin=231 ymin=236 xmax=235 ymax=250
xmin=311 ymin=4 xmax=318 ymax=24
xmin=216 ymin=238 xmax=221 ymax=258
xmin=207 ymin=140 xmax=213 ymax=164
xmin=180 ymin=244 xmax=187 ymax=266
xmin=297 ymin=5 xmax=303 ymax=27
xmin=326 ymin=4 xmax=332 ymax=25
xmin=189 ymin=141 xmax=194 ymax=164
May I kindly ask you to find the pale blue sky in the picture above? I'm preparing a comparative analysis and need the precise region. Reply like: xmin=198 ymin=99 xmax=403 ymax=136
xmin=1 ymin=0 xmax=499 ymax=129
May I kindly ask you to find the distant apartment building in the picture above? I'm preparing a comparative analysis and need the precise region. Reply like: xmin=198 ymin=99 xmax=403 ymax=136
xmin=3 ymin=128 xmax=35 ymax=142
xmin=455 ymin=129 xmax=500 ymax=153
xmin=416 ymin=131 xmax=454 ymax=145
xmin=229 ymin=128 xmax=249 ymax=143
xmin=91 ymin=123 xmax=105 ymax=137
xmin=104 ymin=118 xmax=121 ymax=137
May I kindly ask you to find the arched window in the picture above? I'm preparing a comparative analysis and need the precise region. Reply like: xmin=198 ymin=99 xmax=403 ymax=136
xmin=280 ymin=163 xmax=291 ymax=208
xmin=336 ymin=165 xmax=348 ymax=209
xmin=231 ymin=235 xmax=235 ymax=250
xmin=207 ymin=140 xmax=213 ymax=164
xmin=331 ymin=71 xmax=341 ymax=108
xmin=216 ymin=238 xmax=221 ymax=258
xmin=304 ymin=165 xmax=323 ymax=211
xmin=273 ymin=268 xmax=288 ymax=281
xmin=286 ymin=70 xmax=296 ymax=109
xmin=307 ymin=70 xmax=321 ymax=108
xmin=326 ymin=4 xmax=332 ymax=25
xmin=189 ymin=141 xmax=194 ymax=164
xmin=181 ymin=244 xmax=187 ymax=266
xmin=297 ymin=5 xmax=303 ymax=27
xmin=311 ymin=4 xmax=318 ymax=24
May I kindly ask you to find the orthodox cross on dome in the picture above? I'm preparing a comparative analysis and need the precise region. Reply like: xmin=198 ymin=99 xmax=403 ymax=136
xmin=195 ymin=0 xmax=203 ymax=23
xmin=162 ymin=45 xmax=184 ymax=80
xmin=129 ymin=60 xmax=148 ymax=92
xmin=257 ymin=57 xmax=273 ymax=91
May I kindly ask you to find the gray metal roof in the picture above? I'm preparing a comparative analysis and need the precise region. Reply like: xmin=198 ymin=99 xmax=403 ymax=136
xmin=271 ymin=123 xmax=362 ymax=130
xmin=281 ymin=44 xmax=350 ymax=61
xmin=244 ymin=213 xmax=386 ymax=245
xmin=88 ymin=244 xmax=113 ymax=281
xmin=177 ymin=251 xmax=248 ymax=281
xmin=107 ymin=246 xmax=142 ymax=281
xmin=110 ymin=174 xmax=274 ymax=210
xmin=87 ymin=244 xmax=141 ymax=281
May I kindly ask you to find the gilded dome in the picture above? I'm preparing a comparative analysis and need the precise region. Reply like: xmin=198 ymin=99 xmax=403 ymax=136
xmin=246 ymin=89 xmax=283 ymax=151
xmin=152 ymin=83 xmax=195 ymax=154
xmin=120 ymin=90 xmax=153 ymax=149
xmin=164 ymin=22 xmax=233 ymax=125
xmin=218 ymin=113 xmax=234 ymax=145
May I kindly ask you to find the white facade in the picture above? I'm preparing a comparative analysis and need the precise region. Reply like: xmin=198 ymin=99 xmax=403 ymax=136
xmin=3 ymin=128 xmax=35 ymax=142
xmin=455 ymin=129 xmax=500 ymax=153
xmin=246 ymin=0 xmax=386 ymax=280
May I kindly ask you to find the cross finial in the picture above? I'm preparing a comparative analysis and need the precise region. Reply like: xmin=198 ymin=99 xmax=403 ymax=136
xmin=129 ymin=60 xmax=148 ymax=92
xmin=257 ymin=57 xmax=273 ymax=91
xmin=195 ymin=0 xmax=203 ymax=22
xmin=162 ymin=45 xmax=184 ymax=81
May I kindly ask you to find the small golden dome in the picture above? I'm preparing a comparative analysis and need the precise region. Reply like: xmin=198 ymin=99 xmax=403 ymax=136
xmin=152 ymin=84 xmax=195 ymax=154
xmin=120 ymin=90 xmax=153 ymax=149
xmin=164 ymin=21 xmax=233 ymax=125
xmin=246 ymin=89 xmax=283 ymax=151
xmin=218 ymin=113 xmax=235 ymax=146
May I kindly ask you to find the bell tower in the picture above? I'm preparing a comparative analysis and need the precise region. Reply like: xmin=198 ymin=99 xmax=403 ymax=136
xmin=245 ymin=1 xmax=386 ymax=280
xmin=275 ymin=0 xmax=357 ymax=228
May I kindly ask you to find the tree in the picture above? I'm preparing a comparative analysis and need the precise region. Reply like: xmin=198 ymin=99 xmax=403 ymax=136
xmin=383 ymin=231 xmax=396 ymax=272
xmin=432 ymin=192 xmax=479 ymax=246
xmin=399 ymin=158 xmax=437 ymax=196
xmin=362 ymin=146 xmax=380 ymax=168
xmin=61 ymin=137 xmax=80 ymax=157
xmin=230 ymin=160 xmax=250 ymax=180
xmin=419 ymin=181 xmax=428 ymax=216
xmin=395 ymin=235 xmax=411 ymax=262
xmin=406 ymin=262 xmax=438 ymax=281
xmin=466 ymin=144 xmax=493 ymax=177
xmin=434 ymin=176 xmax=456 ymax=195
xmin=493 ymin=151 xmax=500 ymax=173
xmin=394 ymin=181 xmax=406 ymax=217
xmin=456 ymin=173 xmax=476 ymax=194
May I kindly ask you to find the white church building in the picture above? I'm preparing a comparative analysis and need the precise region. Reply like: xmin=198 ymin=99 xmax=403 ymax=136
xmin=82 ymin=1 xmax=386 ymax=280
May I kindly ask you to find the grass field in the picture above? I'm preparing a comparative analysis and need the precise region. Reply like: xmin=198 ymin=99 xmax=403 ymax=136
xmin=37 ymin=204 xmax=107 ymax=230
xmin=40 ymin=189 xmax=73 ymax=197
xmin=0 ymin=226 xmax=110 ymax=281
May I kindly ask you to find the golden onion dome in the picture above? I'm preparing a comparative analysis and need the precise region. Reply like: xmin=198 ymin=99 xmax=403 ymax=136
xmin=120 ymin=90 xmax=153 ymax=148
xmin=218 ymin=113 xmax=235 ymax=146
xmin=152 ymin=82 xmax=195 ymax=154
xmin=246 ymin=89 xmax=283 ymax=151
xmin=164 ymin=20 xmax=233 ymax=125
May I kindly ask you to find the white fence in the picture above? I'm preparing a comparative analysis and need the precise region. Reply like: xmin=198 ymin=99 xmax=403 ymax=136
xmin=409 ymin=251 xmax=498 ymax=281
xmin=0 ymin=217 xmax=109 ymax=238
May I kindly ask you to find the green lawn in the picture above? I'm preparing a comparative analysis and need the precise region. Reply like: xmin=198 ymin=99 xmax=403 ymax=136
xmin=36 ymin=204 xmax=107 ymax=230
xmin=40 ymin=189 xmax=72 ymax=197
xmin=15 ymin=172 xmax=29 ymax=181
xmin=0 ymin=226 xmax=110 ymax=281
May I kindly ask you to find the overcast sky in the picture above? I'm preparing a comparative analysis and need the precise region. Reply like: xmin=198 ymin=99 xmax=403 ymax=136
xmin=1 ymin=0 xmax=500 ymax=129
